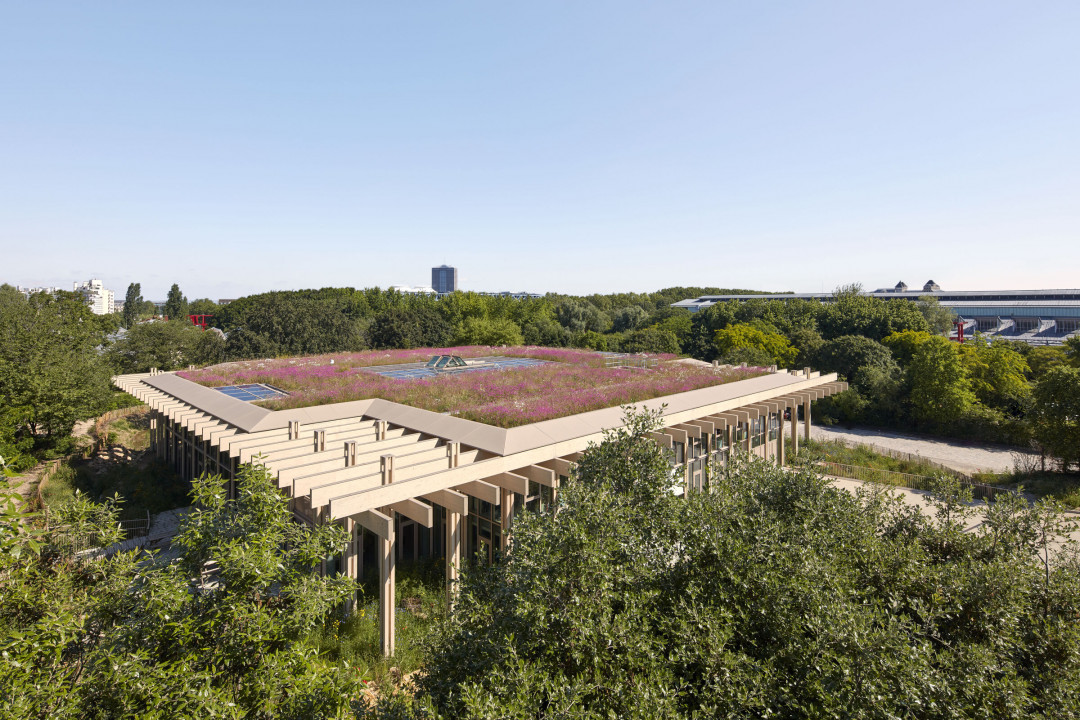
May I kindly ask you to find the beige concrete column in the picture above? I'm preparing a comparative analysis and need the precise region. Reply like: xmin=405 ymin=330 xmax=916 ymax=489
xmin=380 ymin=521 xmax=396 ymax=657
xmin=379 ymin=454 xmax=396 ymax=657
xmin=445 ymin=510 xmax=462 ymax=609
xmin=500 ymin=487 xmax=514 ymax=552
xmin=344 ymin=518 xmax=357 ymax=615
xmin=791 ymin=406 xmax=798 ymax=457
xmin=803 ymin=399 xmax=811 ymax=442
xmin=776 ymin=412 xmax=785 ymax=465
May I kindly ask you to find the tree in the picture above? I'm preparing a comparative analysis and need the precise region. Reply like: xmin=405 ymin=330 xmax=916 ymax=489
xmin=163 ymin=283 xmax=188 ymax=321
xmin=917 ymin=295 xmax=955 ymax=335
xmin=1064 ymin=336 xmax=1080 ymax=368
xmin=0 ymin=464 xmax=358 ymax=717
xmin=186 ymin=297 xmax=219 ymax=316
xmin=814 ymin=335 xmax=898 ymax=391
xmin=374 ymin=409 xmax=1080 ymax=719
xmin=908 ymin=335 xmax=977 ymax=429
xmin=121 ymin=282 xmax=143 ymax=328
xmin=960 ymin=339 xmax=1031 ymax=414
xmin=620 ymin=327 xmax=680 ymax=354
xmin=714 ymin=323 xmax=796 ymax=367
xmin=1029 ymin=365 xmax=1080 ymax=471
xmin=367 ymin=306 xmax=453 ymax=350
xmin=107 ymin=320 xmax=226 ymax=373
xmin=0 ymin=285 xmax=112 ymax=442
xmin=453 ymin=316 xmax=524 ymax=346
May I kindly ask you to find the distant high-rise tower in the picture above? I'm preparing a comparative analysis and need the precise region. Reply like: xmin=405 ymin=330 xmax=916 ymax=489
xmin=431 ymin=265 xmax=458 ymax=294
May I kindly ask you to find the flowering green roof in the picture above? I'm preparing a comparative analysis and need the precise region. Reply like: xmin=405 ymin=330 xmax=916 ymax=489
xmin=179 ymin=346 xmax=768 ymax=428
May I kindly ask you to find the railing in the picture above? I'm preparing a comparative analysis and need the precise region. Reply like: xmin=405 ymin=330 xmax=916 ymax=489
xmin=47 ymin=511 xmax=151 ymax=556
xmin=604 ymin=356 xmax=659 ymax=369
xmin=801 ymin=436 xmax=975 ymax=482
xmin=815 ymin=461 xmax=1005 ymax=502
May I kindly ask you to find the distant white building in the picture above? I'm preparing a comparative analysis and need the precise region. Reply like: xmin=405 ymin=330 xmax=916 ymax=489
xmin=73 ymin=278 xmax=116 ymax=315
xmin=390 ymin=285 xmax=437 ymax=296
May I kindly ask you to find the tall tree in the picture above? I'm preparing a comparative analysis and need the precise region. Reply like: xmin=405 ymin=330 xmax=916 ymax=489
xmin=1029 ymin=365 xmax=1080 ymax=471
xmin=121 ymin=282 xmax=143 ymax=328
xmin=163 ymin=283 xmax=188 ymax=321
xmin=0 ymin=285 xmax=112 ymax=442
xmin=908 ymin=335 xmax=977 ymax=430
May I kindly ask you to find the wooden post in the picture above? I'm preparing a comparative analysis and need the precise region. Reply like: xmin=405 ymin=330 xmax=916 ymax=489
xmin=445 ymin=510 xmax=461 ymax=609
xmin=380 ymin=521 xmax=395 ymax=657
xmin=776 ymin=411 xmax=785 ymax=465
xmin=344 ymin=518 xmax=357 ymax=615
xmin=803 ymin=399 xmax=811 ymax=442
xmin=791 ymin=404 xmax=799 ymax=457
xmin=500 ymin=487 xmax=514 ymax=552
xmin=380 ymin=454 xmax=395 ymax=657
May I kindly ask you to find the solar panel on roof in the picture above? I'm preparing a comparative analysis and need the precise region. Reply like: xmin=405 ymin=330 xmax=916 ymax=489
xmin=214 ymin=383 xmax=289 ymax=402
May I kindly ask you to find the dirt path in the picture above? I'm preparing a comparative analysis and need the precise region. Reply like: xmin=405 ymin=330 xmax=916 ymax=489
xmin=788 ymin=424 xmax=1036 ymax=475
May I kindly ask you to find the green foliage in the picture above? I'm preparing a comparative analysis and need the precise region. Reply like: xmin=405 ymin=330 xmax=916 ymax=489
xmin=162 ymin=283 xmax=188 ymax=321
xmin=819 ymin=284 xmax=930 ymax=341
xmin=815 ymin=335 xmax=899 ymax=390
xmin=908 ymin=335 xmax=978 ymax=430
xmin=714 ymin=322 xmax=795 ymax=366
xmin=453 ymin=316 xmax=524 ymax=347
xmin=0 ymin=285 xmax=113 ymax=444
xmin=368 ymin=306 xmax=453 ymax=350
xmin=960 ymin=339 xmax=1031 ymax=414
xmin=0 ymin=463 xmax=359 ymax=718
xmin=107 ymin=319 xmax=225 ymax=373
xmin=186 ymin=297 xmax=219 ymax=316
xmin=380 ymin=409 xmax=1080 ymax=719
xmin=620 ymin=326 xmax=680 ymax=354
xmin=121 ymin=282 xmax=143 ymax=329
xmin=917 ymin=294 xmax=956 ymax=334
xmin=1030 ymin=365 xmax=1080 ymax=471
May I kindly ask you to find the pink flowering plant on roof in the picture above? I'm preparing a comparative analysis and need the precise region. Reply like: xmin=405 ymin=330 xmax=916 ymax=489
xmin=179 ymin=346 xmax=765 ymax=428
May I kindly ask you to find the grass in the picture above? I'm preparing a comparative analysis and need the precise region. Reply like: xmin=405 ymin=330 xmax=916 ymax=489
xmin=796 ymin=439 xmax=959 ymax=478
xmin=973 ymin=470 xmax=1080 ymax=509
xmin=800 ymin=438 xmax=1080 ymax=509
xmin=306 ymin=558 xmax=446 ymax=683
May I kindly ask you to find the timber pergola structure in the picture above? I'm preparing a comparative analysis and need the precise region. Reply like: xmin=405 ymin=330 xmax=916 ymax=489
xmin=114 ymin=365 xmax=846 ymax=656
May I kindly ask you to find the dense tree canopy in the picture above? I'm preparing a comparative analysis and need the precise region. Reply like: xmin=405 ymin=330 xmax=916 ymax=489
xmin=365 ymin=409 xmax=1080 ymax=719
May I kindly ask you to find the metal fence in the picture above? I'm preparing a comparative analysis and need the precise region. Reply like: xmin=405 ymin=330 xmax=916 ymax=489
xmin=48 ymin=511 xmax=151 ymax=556
xmin=815 ymin=461 xmax=1005 ymax=502
xmin=604 ymin=356 xmax=659 ymax=369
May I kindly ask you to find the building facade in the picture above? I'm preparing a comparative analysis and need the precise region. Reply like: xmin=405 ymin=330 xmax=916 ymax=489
xmin=431 ymin=265 xmax=458 ymax=295
xmin=73 ymin=278 xmax=116 ymax=315
xmin=114 ymin=364 xmax=844 ymax=657
xmin=673 ymin=283 xmax=1080 ymax=345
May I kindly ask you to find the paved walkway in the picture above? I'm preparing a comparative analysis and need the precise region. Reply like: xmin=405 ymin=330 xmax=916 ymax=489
xmin=788 ymin=424 xmax=1035 ymax=475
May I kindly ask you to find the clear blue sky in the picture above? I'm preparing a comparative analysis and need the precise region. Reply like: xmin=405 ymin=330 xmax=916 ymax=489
xmin=2 ymin=2 xmax=1078 ymax=300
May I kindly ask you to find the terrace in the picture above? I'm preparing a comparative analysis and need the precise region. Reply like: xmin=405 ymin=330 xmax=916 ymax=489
xmin=179 ymin=346 xmax=768 ymax=428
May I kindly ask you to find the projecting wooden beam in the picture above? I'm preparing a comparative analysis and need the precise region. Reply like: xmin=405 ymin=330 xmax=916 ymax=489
xmin=684 ymin=419 xmax=715 ymax=435
xmin=647 ymin=431 xmax=673 ymax=449
xmin=388 ymin=498 xmax=433 ymax=528
xmin=538 ymin=457 xmax=576 ymax=478
xmin=664 ymin=427 xmax=688 ymax=445
xmin=515 ymin=464 xmax=557 ymax=488
xmin=487 ymin=472 xmax=530 ymax=495
xmin=355 ymin=509 xmax=393 ymax=539
xmin=673 ymin=423 xmax=702 ymax=439
xmin=422 ymin=488 xmax=469 ymax=516
xmin=455 ymin=480 xmax=501 ymax=505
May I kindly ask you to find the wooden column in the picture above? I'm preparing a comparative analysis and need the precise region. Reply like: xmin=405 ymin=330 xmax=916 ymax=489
xmin=499 ymin=487 xmax=514 ymax=552
xmin=791 ymin=404 xmax=799 ymax=457
xmin=380 ymin=454 xmax=396 ymax=657
xmin=445 ymin=509 xmax=462 ymax=609
xmin=344 ymin=518 xmax=357 ymax=615
xmin=804 ymin=399 xmax=811 ymax=442
xmin=776 ymin=411 xmax=785 ymax=465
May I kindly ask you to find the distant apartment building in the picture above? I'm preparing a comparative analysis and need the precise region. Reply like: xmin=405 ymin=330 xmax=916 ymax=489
xmin=15 ymin=279 xmax=116 ymax=315
xmin=73 ymin=278 xmax=116 ymax=315
xmin=431 ymin=265 xmax=458 ymax=295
